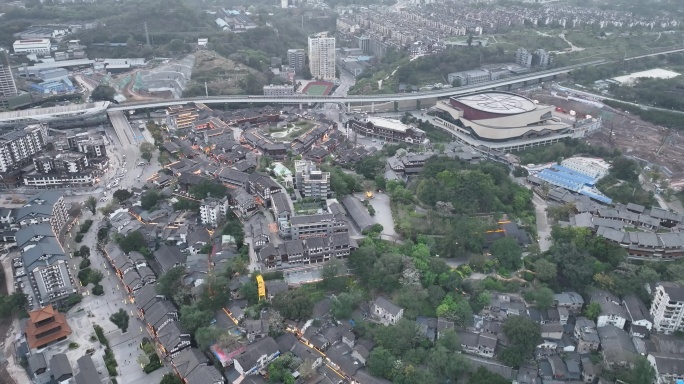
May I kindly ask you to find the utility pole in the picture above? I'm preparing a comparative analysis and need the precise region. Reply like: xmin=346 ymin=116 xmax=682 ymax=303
xmin=204 ymin=82 xmax=208 ymax=97
xmin=144 ymin=22 xmax=151 ymax=48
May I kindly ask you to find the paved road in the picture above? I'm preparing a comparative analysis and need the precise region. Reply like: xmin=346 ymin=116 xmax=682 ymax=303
xmin=355 ymin=192 xmax=398 ymax=240
xmin=532 ymin=193 xmax=552 ymax=252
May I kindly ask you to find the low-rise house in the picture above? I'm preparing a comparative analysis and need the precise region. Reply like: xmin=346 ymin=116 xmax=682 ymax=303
xmin=277 ymin=334 xmax=323 ymax=371
xmin=371 ymin=297 xmax=404 ymax=326
xmin=27 ymin=353 xmax=47 ymax=376
xmin=244 ymin=317 xmax=270 ymax=342
xmin=145 ymin=300 xmax=178 ymax=335
xmin=218 ymin=168 xmax=249 ymax=189
xmin=187 ymin=228 xmax=211 ymax=255
xmin=591 ymin=289 xmax=628 ymax=329
xmin=233 ymin=337 xmax=280 ymax=376
xmin=622 ymin=294 xmax=652 ymax=338
xmin=554 ymin=292 xmax=584 ymax=314
xmin=157 ymin=322 xmax=191 ymax=359
xmin=230 ymin=188 xmax=257 ymax=219
xmin=326 ymin=343 xmax=361 ymax=377
xmin=541 ymin=322 xmax=564 ymax=340
xmin=458 ymin=331 xmax=497 ymax=358
xmin=265 ymin=280 xmax=288 ymax=302
xmin=74 ymin=355 xmax=99 ymax=384
xmin=647 ymin=352 xmax=684 ymax=384
xmin=248 ymin=173 xmax=282 ymax=202
xmin=154 ymin=244 xmax=186 ymax=274
xmin=549 ymin=355 xmax=567 ymax=380
xmin=597 ymin=325 xmax=638 ymax=367
xmin=574 ymin=317 xmax=600 ymax=353
xmin=581 ymin=357 xmax=600 ymax=383
xmin=172 ymin=348 xmax=225 ymax=384
xmin=416 ymin=317 xmax=438 ymax=341
xmin=49 ymin=353 xmax=73 ymax=382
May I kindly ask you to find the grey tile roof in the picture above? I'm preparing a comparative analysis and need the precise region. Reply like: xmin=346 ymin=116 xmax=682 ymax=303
xmin=648 ymin=353 xmax=684 ymax=377
xmin=373 ymin=296 xmax=402 ymax=316
xmin=154 ymin=244 xmax=185 ymax=272
xmin=49 ymin=353 xmax=72 ymax=380
xmin=157 ymin=322 xmax=188 ymax=351
xmin=597 ymin=325 xmax=637 ymax=365
xmin=27 ymin=352 xmax=46 ymax=373
xmin=146 ymin=300 xmax=177 ymax=330
xmin=134 ymin=284 xmax=161 ymax=312
xmin=591 ymin=289 xmax=628 ymax=319
xmin=21 ymin=238 xmax=66 ymax=272
xmin=265 ymin=280 xmax=288 ymax=297
xmin=185 ymin=364 xmax=224 ymax=384
xmin=15 ymin=223 xmax=54 ymax=248
xmin=341 ymin=195 xmax=374 ymax=232
xmin=622 ymin=295 xmax=652 ymax=323
xmin=173 ymin=348 xmax=208 ymax=378
xmin=234 ymin=337 xmax=279 ymax=372
xmin=658 ymin=282 xmax=684 ymax=302
xmin=74 ymin=355 xmax=99 ymax=384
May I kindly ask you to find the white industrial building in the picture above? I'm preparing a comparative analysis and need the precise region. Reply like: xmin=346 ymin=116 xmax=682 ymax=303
xmin=560 ymin=157 xmax=611 ymax=179
xmin=13 ymin=39 xmax=52 ymax=54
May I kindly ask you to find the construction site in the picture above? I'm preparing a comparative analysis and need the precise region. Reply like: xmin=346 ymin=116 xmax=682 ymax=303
xmin=528 ymin=91 xmax=684 ymax=184
xmin=105 ymin=55 xmax=196 ymax=101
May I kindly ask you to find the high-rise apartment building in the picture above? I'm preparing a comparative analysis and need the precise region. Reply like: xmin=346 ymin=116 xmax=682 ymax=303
xmin=308 ymin=33 xmax=336 ymax=80
xmin=516 ymin=48 xmax=533 ymax=68
xmin=0 ymin=124 xmax=48 ymax=173
xmin=650 ymin=282 xmax=684 ymax=334
xmin=287 ymin=49 xmax=306 ymax=73
xmin=0 ymin=53 xmax=18 ymax=99
xmin=535 ymin=49 xmax=552 ymax=67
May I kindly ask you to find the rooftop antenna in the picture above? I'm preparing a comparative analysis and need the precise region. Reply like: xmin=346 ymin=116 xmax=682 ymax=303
xmin=144 ymin=22 xmax=151 ymax=48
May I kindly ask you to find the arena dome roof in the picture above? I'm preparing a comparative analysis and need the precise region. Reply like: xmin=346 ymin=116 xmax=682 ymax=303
xmin=454 ymin=92 xmax=537 ymax=115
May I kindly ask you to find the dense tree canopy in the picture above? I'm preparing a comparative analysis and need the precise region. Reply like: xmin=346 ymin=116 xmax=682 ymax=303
xmin=490 ymin=237 xmax=523 ymax=271
xmin=500 ymin=316 xmax=541 ymax=368
xmin=272 ymin=289 xmax=314 ymax=320
xmin=91 ymin=85 xmax=115 ymax=102
xmin=415 ymin=158 xmax=533 ymax=217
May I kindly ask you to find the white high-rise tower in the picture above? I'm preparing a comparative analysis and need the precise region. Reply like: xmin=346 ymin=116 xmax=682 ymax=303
xmin=308 ymin=32 xmax=336 ymax=81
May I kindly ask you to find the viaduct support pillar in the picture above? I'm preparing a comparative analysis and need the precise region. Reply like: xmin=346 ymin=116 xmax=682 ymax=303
xmin=371 ymin=102 xmax=375 ymax=113
xmin=347 ymin=102 xmax=351 ymax=112
xmin=299 ymin=103 xmax=303 ymax=109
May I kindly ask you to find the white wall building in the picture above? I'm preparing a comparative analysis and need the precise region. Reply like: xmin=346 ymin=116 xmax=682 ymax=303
xmin=13 ymin=39 xmax=52 ymax=54
xmin=0 ymin=124 xmax=48 ymax=172
xmin=199 ymin=197 xmax=229 ymax=227
xmin=650 ymin=282 xmax=684 ymax=334
xmin=263 ymin=85 xmax=295 ymax=97
xmin=294 ymin=160 xmax=330 ymax=200
xmin=561 ymin=157 xmax=610 ymax=179
xmin=308 ymin=32 xmax=336 ymax=80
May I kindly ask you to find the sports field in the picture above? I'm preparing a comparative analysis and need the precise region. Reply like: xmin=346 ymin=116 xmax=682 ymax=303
xmin=302 ymin=81 xmax=334 ymax=96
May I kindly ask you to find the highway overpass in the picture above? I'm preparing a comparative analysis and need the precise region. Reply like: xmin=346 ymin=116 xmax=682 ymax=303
xmin=108 ymin=60 xmax=605 ymax=112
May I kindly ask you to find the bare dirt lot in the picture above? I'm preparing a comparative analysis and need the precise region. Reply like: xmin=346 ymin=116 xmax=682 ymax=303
xmin=530 ymin=92 xmax=684 ymax=182
xmin=187 ymin=50 xmax=267 ymax=95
